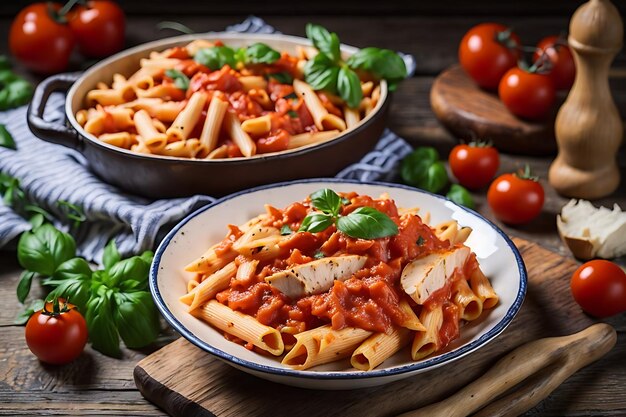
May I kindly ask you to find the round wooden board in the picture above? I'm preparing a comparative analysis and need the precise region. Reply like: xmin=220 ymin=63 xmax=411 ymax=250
xmin=430 ymin=65 xmax=558 ymax=155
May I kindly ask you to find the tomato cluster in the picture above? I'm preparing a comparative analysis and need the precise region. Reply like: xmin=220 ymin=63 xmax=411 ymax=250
xmin=9 ymin=1 xmax=125 ymax=74
xmin=459 ymin=23 xmax=576 ymax=120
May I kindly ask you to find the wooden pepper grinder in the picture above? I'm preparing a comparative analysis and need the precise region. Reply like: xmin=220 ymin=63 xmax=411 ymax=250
xmin=549 ymin=0 xmax=624 ymax=199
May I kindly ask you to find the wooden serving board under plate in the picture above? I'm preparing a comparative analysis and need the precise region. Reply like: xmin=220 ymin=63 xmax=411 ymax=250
xmin=134 ymin=238 xmax=598 ymax=417
xmin=430 ymin=65 xmax=559 ymax=155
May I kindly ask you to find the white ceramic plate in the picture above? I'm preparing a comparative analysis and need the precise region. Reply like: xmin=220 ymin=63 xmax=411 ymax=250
xmin=150 ymin=179 xmax=527 ymax=389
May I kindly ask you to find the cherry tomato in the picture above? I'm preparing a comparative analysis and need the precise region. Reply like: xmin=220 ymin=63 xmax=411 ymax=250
xmin=25 ymin=299 xmax=88 ymax=365
xmin=9 ymin=3 xmax=75 ymax=74
xmin=449 ymin=143 xmax=500 ymax=190
xmin=487 ymin=168 xmax=544 ymax=225
xmin=534 ymin=36 xmax=576 ymax=91
xmin=68 ymin=1 xmax=125 ymax=58
xmin=571 ymin=260 xmax=626 ymax=317
xmin=459 ymin=23 xmax=520 ymax=90
xmin=498 ymin=67 xmax=555 ymax=120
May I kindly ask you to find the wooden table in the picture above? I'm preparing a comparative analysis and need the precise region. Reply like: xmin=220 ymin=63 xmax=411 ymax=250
xmin=0 ymin=7 xmax=625 ymax=417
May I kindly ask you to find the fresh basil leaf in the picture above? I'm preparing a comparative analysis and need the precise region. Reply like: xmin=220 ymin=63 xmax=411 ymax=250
xmin=267 ymin=72 xmax=293 ymax=84
xmin=194 ymin=46 xmax=237 ymax=70
xmin=310 ymin=188 xmax=342 ymax=216
xmin=303 ymin=53 xmax=339 ymax=92
xmin=446 ymin=184 xmax=475 ymax=209
xmin=44 ymin=257 xmax=93 ymax=310
xmin=0 ymin=124 xmax=16 ymax=150
xmin=17 ymin=230 xmax=55 ymax=276
xmin=6 ymin=79 xmax=33 ymax=108
xmin=17 ymin=224 xmax=75 ymax=276
xmin=102 ymin=239 xmax=121 ymax=271
xmin=306 ymin=23 xmax=341 ymax=63
xmin=140 ymin=250 xmax=154 ymax=266
xmin=245 ymin=43 xmax=281 ymax=64
xmin=347 ymin=47 xmax=407 ymax=83
xmin=298 ymin=213 xmax=334 ymax=233
xmin=337 ymin=66 xmax=363 ymax=109
xmin=113 ymin=291 xmax=160 ymax=348
xmin=107 ymin=256 xmax=150 ymax=288
xmin=119 ymin=279 xmax=145 ymax=292
xmin=14 ymin=299 xmax=45 ymax=325
xmin=234 ymin=47 xmax=247 ymax=64
xmin=17 ymin=270 xmax=36 ymax=303
xmin=400 ymin=147 xmax=440 ymax=187
xmin=28 ymin=214 xmax=45 ymax=229
xmin=86 ymin=287 xmax=121 ymax=357
xmin=421 ymin=161 xmax=449 ymax=194
xmin=165 ymin=69 xmax=190 ymax=90
xmin=280 ymin=224 xmax=293 ymax=235
xmin=336 ymin=206 xmax=398 ymax=239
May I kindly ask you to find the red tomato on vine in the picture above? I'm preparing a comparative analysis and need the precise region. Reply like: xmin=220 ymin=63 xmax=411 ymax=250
xmin=459 ymin=23 xmax=520 ymax=90
xmin=25 ymin=298 xmax=88 ymax=365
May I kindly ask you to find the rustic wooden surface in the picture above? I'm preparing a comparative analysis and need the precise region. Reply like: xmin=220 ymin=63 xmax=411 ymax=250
xmin=0 ymin=10 xmax=625 ymax=417
xmin=430 ymin=65 xmax=558 ymax=155
xmin=133 ymin=239 xmax=624 ymax=417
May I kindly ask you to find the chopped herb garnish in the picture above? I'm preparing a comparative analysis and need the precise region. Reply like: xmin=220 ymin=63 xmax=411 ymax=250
xmin=280 ymin=224 xmax=293 ymax=235
xmin=287 ymin=110 xmax=298 ymax=118
xmin=284 ymin=92 xmax=298 ymax=100
xmin=417 ymin=236 xmax=425 ymax=246
xmin=313 ymin=251 xmax=325 ymax=259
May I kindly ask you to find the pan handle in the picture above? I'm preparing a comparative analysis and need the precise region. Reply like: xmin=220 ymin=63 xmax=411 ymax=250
xmin=27 ymin=72 xmax=81 ymax=150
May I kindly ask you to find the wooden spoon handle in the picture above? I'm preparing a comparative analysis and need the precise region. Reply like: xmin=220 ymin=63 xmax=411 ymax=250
xmin=397 ymin=323 xmax=616 ymax=417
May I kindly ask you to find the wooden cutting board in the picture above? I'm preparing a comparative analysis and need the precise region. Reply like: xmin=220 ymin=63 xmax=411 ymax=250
xmin=430 ymin=65 xmax=559 ymax=155
xmin=134 ymin=238 xmax=596 ymax=417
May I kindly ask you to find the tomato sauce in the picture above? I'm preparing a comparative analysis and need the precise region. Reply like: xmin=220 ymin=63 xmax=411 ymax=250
xmin=213 ymin=193 xmax=475 ymax=352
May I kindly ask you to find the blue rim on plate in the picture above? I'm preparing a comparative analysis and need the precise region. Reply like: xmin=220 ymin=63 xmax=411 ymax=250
xmin=150 ymin=178 xmax=527 ymax=380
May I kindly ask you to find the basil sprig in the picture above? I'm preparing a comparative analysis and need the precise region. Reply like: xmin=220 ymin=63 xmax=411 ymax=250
xmin=165 ymin=69 xmax=190 ymax=90
xmin=299 ymin=188 xmax=398 ymax=239
xmin=0 ymin=124 xmax=16 ymax=150
xmin=303 ymin=23 xmax=407 ymax=107
xmin=16 ymin=221 xmax=160 ymax=357
xmin=346 ymin=47 xmax=408 ymax=90
xmin=194 ymin=42 xmax=281 ymax=70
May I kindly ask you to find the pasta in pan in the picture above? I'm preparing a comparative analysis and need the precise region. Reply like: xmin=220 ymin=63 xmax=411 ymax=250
xmin=180 ymin=189 xmax=499 ymax=371
xmin=76 ymin=39 xmax=383 ymax=159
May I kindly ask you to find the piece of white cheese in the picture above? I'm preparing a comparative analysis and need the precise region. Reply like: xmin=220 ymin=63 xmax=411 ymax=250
xmin=557 ymin=199 xmax=626 ymax=260
xmin=401 ymin=246 xmax=471 ymax=304
xmin=265 ymin=255 xmax=367 ymax=299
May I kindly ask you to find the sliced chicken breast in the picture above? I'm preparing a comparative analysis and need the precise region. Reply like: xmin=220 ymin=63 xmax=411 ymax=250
xmin=401 ymin=246 xmax=471 ymax=304
xmin=265 ymin=255 xmax=367 ymax=299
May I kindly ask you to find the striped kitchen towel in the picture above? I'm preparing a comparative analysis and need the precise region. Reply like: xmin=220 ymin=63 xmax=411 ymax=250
xmin=0 ymin=16 xmax=414 ymax=262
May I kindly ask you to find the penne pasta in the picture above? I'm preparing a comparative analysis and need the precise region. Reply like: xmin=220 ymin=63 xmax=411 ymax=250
xmin=453 ymin=278 xmax=483 ymax=321
xmin=224 ymin=111 xmax=256 ymax=157
xmin=182 ymin=262 xmax=237 ymax=311
xmin=167 ymin=92 xmax=207 ymax=141
xmin=193 ymin=300 xmax=284 ymax=356
xmin=470 ymin=267 xmax=499 ymax=310
xmin=351 ymin=328 xmax=412 ymax=371
xmin=282 ymin=326 xmax=371 ymax=370
xmin=241 ymin=115 xmax=271 ymax=136
xmin=134 ymin=110 xmax=168 ymax=152
xmin=411 ymin=305 xmax=443 ymax=360
xmin=293 ymin=79 xmax=346 ymax=132
xmin=287 ymin=130 xmax=340 ymax=149
xmin=199 ymin=97 xmax=228 ymax=153
xmin=344 ymin=107 xmax=361 ymax=129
